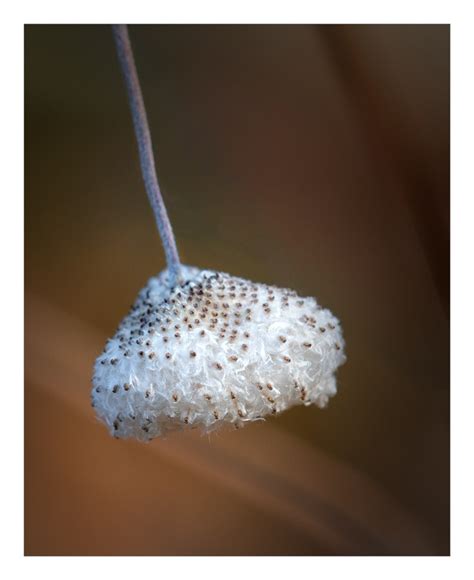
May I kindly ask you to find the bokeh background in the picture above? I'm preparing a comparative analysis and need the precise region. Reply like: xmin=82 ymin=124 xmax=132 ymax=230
xmin=25 ymin=24 xmax=450 ymax=555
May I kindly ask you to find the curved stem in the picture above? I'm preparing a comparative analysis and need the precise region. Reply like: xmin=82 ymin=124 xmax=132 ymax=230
xmin=112 ymin=24 xmax=182 ymax=286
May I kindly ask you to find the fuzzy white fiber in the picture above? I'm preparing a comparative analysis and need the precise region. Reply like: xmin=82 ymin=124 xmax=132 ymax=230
xmin=91 ymin=266 xmax=346 ymax=440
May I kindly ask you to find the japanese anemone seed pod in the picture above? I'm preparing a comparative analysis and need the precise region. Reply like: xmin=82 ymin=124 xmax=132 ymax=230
xmin=91 ymin=267 xmax=346 ymax=440
xmin=91 ymin=26 xmax=346 ymax=441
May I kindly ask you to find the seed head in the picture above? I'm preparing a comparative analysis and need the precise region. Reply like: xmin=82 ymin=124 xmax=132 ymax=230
xmin=91 ymin=266 xmax=346 ymax=441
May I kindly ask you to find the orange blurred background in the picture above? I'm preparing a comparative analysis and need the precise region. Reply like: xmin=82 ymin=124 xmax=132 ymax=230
xmin=25 ymin=24 xmax=449 ymax=555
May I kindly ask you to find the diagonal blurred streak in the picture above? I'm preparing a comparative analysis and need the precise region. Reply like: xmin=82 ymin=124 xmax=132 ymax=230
xmin=25 ymin=291 xmax=435 ymax=555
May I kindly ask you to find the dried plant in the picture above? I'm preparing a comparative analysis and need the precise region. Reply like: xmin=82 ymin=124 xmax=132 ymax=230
xmin=91 ymin=25 xmax=346 ymax=440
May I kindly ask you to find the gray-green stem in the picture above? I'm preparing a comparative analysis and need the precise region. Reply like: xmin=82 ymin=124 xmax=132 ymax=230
xmin=112 ymin=24 xmax=182 ymax=287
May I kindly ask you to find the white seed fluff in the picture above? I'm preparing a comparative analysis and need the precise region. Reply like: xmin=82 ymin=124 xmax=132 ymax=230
xmin=91 ymin=266 xmax=346 ymax=440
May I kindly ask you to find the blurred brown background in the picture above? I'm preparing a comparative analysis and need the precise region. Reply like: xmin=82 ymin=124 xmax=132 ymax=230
xmin=25 ymin=24 xmax=450 ymax=555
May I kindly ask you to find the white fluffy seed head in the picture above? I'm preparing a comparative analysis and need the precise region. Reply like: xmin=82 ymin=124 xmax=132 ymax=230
xmin=91 ymin=266 xmax=346 ymax=440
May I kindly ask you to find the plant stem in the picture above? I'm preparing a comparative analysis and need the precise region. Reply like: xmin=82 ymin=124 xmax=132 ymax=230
xmin=112 ymin=24 xmax=182 ymax=286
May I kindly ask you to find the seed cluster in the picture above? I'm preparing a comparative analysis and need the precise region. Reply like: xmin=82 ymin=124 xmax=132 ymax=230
xmin=91 ymin=265 xmax=346 ymax=441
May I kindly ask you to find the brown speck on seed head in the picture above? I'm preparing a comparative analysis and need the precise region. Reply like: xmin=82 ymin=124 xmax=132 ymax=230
xmin=124 ymin=383 xmax=131 ymax=391
xmin=190 ymin=351 xmax=196 ymax=358
xmin=112 ymin=385 xmax=119 ymax=393
xmin=172 ymin=393 xmax=178 ymax=402
xmin=165 ymin=352 xmax=171 ymax=359
xmin=241 ymin=344 xmax=248 ymax=351
xmin=279 ymin=335 xmax=287 ymax=343
xmin=215 ymin=362 xmax=223 ymax=370
xmin=303 ymin=342 xmax=312 ymax=348
xmin=148 ymin=352 xmax=155 ymax=360
xmin=283 ymin=356 xmax=291 ymax=363
xmin=229 ymin=355 xmax=238 ymax=362
xmin=266 ymin=383 xmax=273 ymax=390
